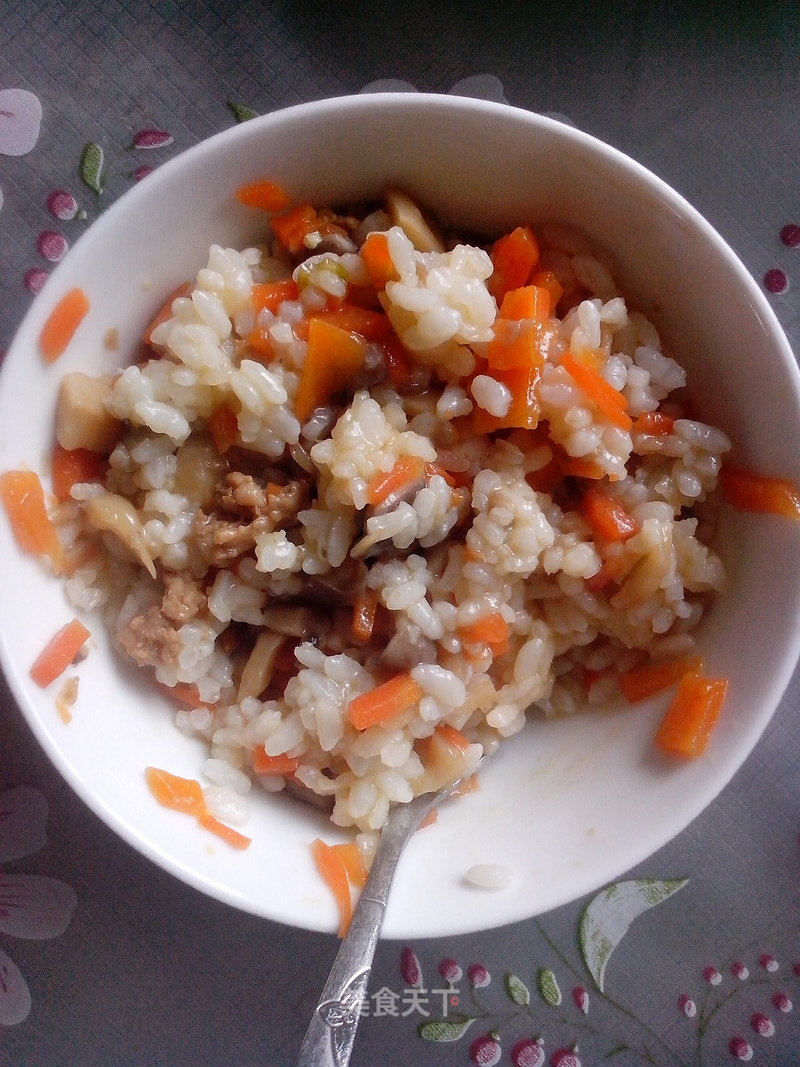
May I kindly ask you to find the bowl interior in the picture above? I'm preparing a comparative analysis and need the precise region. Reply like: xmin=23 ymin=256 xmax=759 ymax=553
xmin=1 ymin=94 xmax=799 ymax=937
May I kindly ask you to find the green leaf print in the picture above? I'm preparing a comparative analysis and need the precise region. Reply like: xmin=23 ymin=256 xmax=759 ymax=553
xmin=228 ymin=100 xmax=258 ymax=123
xmin=418 ymin=1015 xmax=475 ymax=1042
xmin=536 ymin=967 xmax=562 ymax=1006
xmin=504 ymin=971 xmax=531 ymax=1005
xmin=80 ymin=142 xmax=105 ymax=194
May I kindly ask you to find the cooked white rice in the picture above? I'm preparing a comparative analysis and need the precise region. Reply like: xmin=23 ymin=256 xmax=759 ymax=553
xmin=50 ymin=190 xmax=731 ymax=855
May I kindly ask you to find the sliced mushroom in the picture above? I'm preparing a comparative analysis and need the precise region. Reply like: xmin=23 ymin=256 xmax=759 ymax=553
xmin=85 ymin=492 xmax=156 ymax=577
xmin=385 ymin=189 xmax=445 ymax=253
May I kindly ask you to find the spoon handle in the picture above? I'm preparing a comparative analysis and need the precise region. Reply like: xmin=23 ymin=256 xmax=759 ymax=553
xmin=295 ymin=811 xmax=418 ymax=1067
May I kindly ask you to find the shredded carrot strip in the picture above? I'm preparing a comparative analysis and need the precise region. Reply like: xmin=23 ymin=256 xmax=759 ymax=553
xmin=251 ymin=279 xmax=299 ymax=314
xmin=472 ymin=361 xmax=543 ymax=433
xmin=311 ymin=838 xmax=354 ymax=937
xmin=197 ymin=813 xmax=253 ymax=850
xmin=40 ymin=288 xmax=90 ymax=362
xmin=486 ymin=318 xmax=547 ymax=372
xmin=531 ymin=269 xmax=564 ymax=310
xmin=633 ymin=410 xmax=677 ymax=436
xmin=235 ymin=178 xmax=292 ymax=212
xmin=562 ymin=353 xmax=633 ymax=431
xmin=557 ymin=454 xmax=606 ymax=480
xmin=348 ymin=673 xmax=423 ymax=731
xmin=382 ymin=333 xmax=417 ymax=389
xmin=361 ymin=231 xmax=398 ymax=289
xmin=252 ymin=751 xmax=301 ymax=777
xmin=620 ymin=655 xmax=704 ymax=703
xmin=207 ymin=404 xmax=239 ymax=454
xmin=144 ymin=282 xmax=192 ymax=347
xmin=489 ymin=226 xmax=540 ymax=302
xmin=145 ymin=767 xmax=253 ymax=848
xmin=434 ymin=723 xmax=472 ymax=756
xmin=294 ymin=318 xmax=368 ymax=421
xmin=499 ymin=284 xmax=551 ymax=322
xmin=51 ymin=444 xmax=106 ymax=501
xmin=331 ymin=842 xmax=369 ymax=890
xmin=581 ymin=487 xmax=639 ymax=542
xmin=459 ymin=612 xmax=511 ymax=653
xmin=720 ymin=468 xmax=800 ymax=520
xmin=351 ymin=586 xmax=380 ymax=644
xmin=654 ymin=672 xmax=728 ymax=757
xmin=30 ymin=618 xmax=91 ymax=688
xmin=365 ymin=456 xmax=425 ymax=507
xmin=310 ymin=304 xmax=392 ymax=341
xmin=0 ymin=469 xmax=66 ymax=573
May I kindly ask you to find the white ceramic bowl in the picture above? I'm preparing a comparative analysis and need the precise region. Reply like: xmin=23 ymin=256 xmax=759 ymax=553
xmin=1 ymin=94 xmax=799 ymax=938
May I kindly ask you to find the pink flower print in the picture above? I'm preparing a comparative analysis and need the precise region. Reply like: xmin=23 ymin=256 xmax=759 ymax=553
xmin=758 ymin=953 xmax=779 ymax=973
xmin=400 ymin=946 xmax=422 ymax=989
xmin=0 ymin=89 xmax=42 ymax=156
xmin=467 ymin=962 xmax=491 ymax=988
xmin=23 ymin=268 xmax=48 ymax=295
xmin=571 ymin=986 xmax=589 ymax=1014
xmin=0 ymin=787 xmax=77 ymax=1026
xmin=678 ymin=993 xmax=696 ymax=1018
xmin=750 ymin=1012 xmax=775 ymax=1038
xmin=729 ymin=1036 xmax=753 ymax=1061
xmin=37 ymin=231 xmax=69 ymax=262
xmin=731 ymin=961 xmax=749 ymax=980
xmin=772 ymin=991 xmax=792 ymax=1014
xmin=470 ymin=1032 xmax=501 ymax=1065
xmin=47 ymin=190 xmax=78 ymax=221
xmin=702 ymin=964 xmax=722 ymax=985
xmin=511 ymin=1037 xmax=545 ymax=1067
xmin=438 ymin=957 xmax=462 ymax=984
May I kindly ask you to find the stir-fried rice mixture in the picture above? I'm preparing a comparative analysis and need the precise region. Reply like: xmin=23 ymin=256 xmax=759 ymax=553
xmin=52 ymin=187 xmax=730 ymax=853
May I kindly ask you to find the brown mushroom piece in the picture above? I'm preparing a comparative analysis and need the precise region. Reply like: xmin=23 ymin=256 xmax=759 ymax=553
xmin=385 ymin=189 xmax=445 ymax=253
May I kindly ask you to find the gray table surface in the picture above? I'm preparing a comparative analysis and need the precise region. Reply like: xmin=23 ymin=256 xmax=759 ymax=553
xmin=1 ymin=2 xmax=799 ymax=1064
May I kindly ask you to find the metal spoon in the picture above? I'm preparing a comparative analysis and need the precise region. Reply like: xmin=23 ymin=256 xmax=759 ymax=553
xmin=295 ymin=773 xmax=472 ymax=1067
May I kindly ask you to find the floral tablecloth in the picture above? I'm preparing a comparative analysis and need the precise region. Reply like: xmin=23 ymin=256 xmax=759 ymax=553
xmin=1 ymin=3 xmax=799 ymax=1064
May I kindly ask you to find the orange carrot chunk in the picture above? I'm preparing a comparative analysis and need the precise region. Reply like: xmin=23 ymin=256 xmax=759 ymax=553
xmin=144 ymin=282 xmax=192 ymax=347
xmin=310 ymin=304 xmax=393 ymax=341
xmin=311 ymin=838 xmax=354 ymax=937
xmin=562 ymin=353 xmax=633 ymax=431
xmin=207 ymin=404 xmax=239 ymax=454
xmin=720 ymin=468 xmax=800 ymax=520
xmin=365 ymin=456 xmax=425 ymax=507
xmin=361 ymin=231 xmax=398 ymax=290
xmin=489 ymin=226 xmax=540 ymax=303
xmin=51 ymin=444 xmax=106 ymax=501
xmin=40 ymin=288 xmax=90 ymax=363
xmin=30 ymin=618 xmax=91 ymax=688
xmin=499 ymin=284 xmax=551 ymax=322
xmin=620 ymin=655 xmax=704 ymax=703
xmin=252 ymin=750 xmax=301 ymax=777
xmin=581 ymin=487 xmax=639 ymax=542
xmin=459 ymin=612 xmax=511 ymax=654
xmin=0 ymin=469 xmax=66 ymax=572
xmin=531 ymin=269 xmax=564 ymax=310
xmin=250 ymin=279 xmax=300 ymax=314
xmin=235 ymin=178 xmax=292 ymax=212
xmin=632 ymin=410 xmax=677 ymax=436
xmin=347 ymin=673 xmax=423 ymax=731
xmin=351 ymin=585 xmax=381 ymax=644
xmin=654 ymin=672 xmax=728 ymax=757
xmin=145 ymin=766 xmax=206 ymax=815
xmin=331 ymin=841 xmax=369 ymax=891
xmin=294 ymin=318 xmax=369 ymax=421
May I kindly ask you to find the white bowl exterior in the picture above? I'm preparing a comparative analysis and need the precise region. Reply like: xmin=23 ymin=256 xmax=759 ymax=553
xmin=1 ymin=94 xmax=799 ymax=937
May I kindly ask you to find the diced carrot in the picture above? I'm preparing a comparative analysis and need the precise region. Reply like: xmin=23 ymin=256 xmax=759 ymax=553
xmin=294 ymin=318 xmax=369 ymax=421
xmin=382 ymin=333 xmax=417 ymax=389
xmin=562 ymin=353 xmax=633 ymax=431
xmin=311 ymin=837 xmax=354 ymax=937
xmin=633 ymin=410 xmax=677 ymax=436
xmin=433 ymin=723 xmax=472 ymax=756
xmin=351 ymin=585 xmax=380 ymax=644
xmin=531 ymin=269 xmax=564 ymax=311
xmin=654 ymin=672 xmax=728 ymax=757
xmin=0 ymin=469 xmax=66 ymax=572
xmin=415 ymin=724 xmax=475 ymax=793
xmin=489 ymin=226 xmax=540 ymax=302
xmin=347 ymin=673 xmax=423 ymax=731
xmin=144 ymin=767 xmax=206 ymax=816
xmin=424 ymin=461 xmax=457 ymax=488
xmin=250 ymin=279 xmax=300 ymax=314
xmin=29 ymin=618 xmax=91 ymax=688
xmin=207 ymin=404 xmax=239 ymax=454
xmin=252 ymin=750 xmax=301 ymax=777
xmin=459 ymin=612 xmax=511 ymax=654
xmin=720 ymin=468 xmax=800 ymax=520
xmin=40 ymin=288 xmax=90 ymax=363
xmin=472 ymin=361 xmax=543 ymax=433
xmin=197 ymin=812 xmax=253 ymax=850
xmin=584 ymin=555 xmax=629 ymax=593
xmin=310 ymin=304 xmax=392 ymax=341
xmin=620 ymin=655 xmax=704 ymax=703
xmin=271 ymin=204 xmax=347 ymax=256
xmin=365 ymin=456 xmax=425 ymax=507
xmin=235 ymin=178 xmax=292 ymax=212
xmin=144 ymin=282 xmax=192 ymax=346
xmin=499 ymin=285 xmax=551 ymax=322
xmin=158 ymin=681 xmax=216 ymax=709
xmin=361 ymin=231 xmax=398 ymax=290
xmin=557 ymin=454 xmax=606 ymax=480
xmin=331 ymin=841 xmax=369 ymax=890
xmin=486 ymin=319 xmax=547 ymax=372
xmin=51 ymin=444 xmax=106 ymax=501
xmin=581 ymin=487 xmax=639 ymax=542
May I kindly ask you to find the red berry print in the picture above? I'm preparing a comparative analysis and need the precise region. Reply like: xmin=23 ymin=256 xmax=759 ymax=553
xmin=772 ymin=991 xmax=792 ymax=1013
xmin=550 ymin=1047 xmax=581 ymax=1067
xmin=731 ymin=961 xmax=749 ymax=980
xmin=438 ymin=957 xmax=462 ymax=983
xmin=512 ymin=1037 xmax=545 ymax=1067
xmin=132 ymin=128 xmax=174 ymax=149
xmin=759 ymin=953 xmax=779 ymax=973
xmin=729 ymin=1035 xmax=753 ymax=1061
xmin=780 ymin=223 xmax=800 ymax=247
xmin=470 ymin=1032 xmax=501 ymax=1066
xmin=703 ymin=964 xmax=722 ymax=985
xmin=750 ymin=1012 xmax=775 ymax=1037
xmin=23 ymin=267 xmax=48 ymax=293
xmin=467 ymin=962 xmax=491 ymax=988
xmin=764 ymin=268 xmax=788 ymax=294
xmin=400 ymin=946 xmax=422 ymax=989
xmin=47 ymin=189 xmax=78 ymax=220
xmin=134 ymin=164 xmax=153 ymax=181
xmin=678 ymin=993 xmax=696 ymax=1018
xmin=571 ymin=986 xmax=589 ymax=1014
xmin=37 ymin=230 xmax=68 ymax=262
